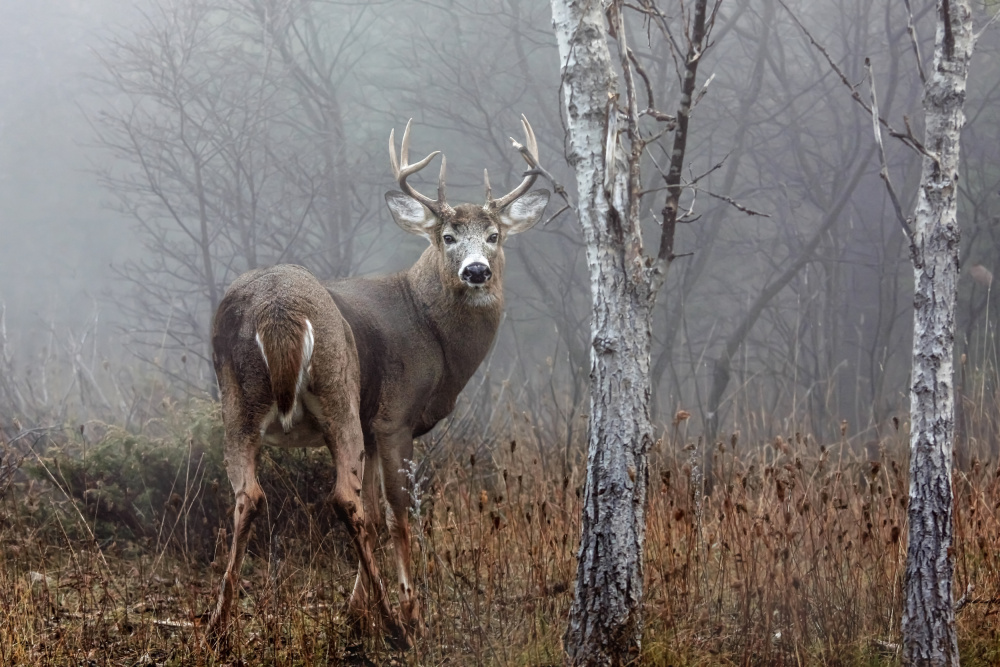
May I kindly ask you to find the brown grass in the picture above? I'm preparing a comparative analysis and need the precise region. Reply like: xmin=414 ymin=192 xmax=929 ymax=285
xmin=2 ymin=402 xmax=1000 ymax=666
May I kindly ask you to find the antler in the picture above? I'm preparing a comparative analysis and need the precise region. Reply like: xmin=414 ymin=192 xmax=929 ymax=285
xmin=484 ymin=114 xmax=540 ymax=211
xmin=389 ymin=119 xmax=453 ymax=218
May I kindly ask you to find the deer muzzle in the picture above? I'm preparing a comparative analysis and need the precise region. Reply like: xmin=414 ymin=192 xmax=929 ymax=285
xmin=460 ymin=260 xmax=492 ymax=285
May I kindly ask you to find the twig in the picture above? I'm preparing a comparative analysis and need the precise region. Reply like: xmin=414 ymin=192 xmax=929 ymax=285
xmin=692 ymin=71 xmax=716 ymax=109
xmin=974 ymin=7 xmax=1000 ymax=43
xmin=703 ymin=190 xmax=770 ymax=217
xmin=626 ymin=47 xmax=655 ymax=110
xmin=954 ymin=583 xmax=975 ymax=613
xmin=150 ymin=617 xmax=195 ymax=629
xmin=865 ymin=58 xmax=913 ymax=241
xmin=901 ymin=0 xmax=927 ymax=84
xmin=542 ymin=204 xmax=571 ymax=227
xmin=688 ymin=156 xmax=728 ymax=186
xmin=638 ymin=108 xmax=676 ymax=126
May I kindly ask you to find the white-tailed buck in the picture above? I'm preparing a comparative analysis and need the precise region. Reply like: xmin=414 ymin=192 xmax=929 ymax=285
xmin=207 ymin=117 xmax=549 ymax=646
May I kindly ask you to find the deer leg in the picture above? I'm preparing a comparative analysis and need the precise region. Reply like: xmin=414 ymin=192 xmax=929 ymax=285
xmin=378 ymin=433 xmax=424 ymax=635
xmin=208 ymin=429 xmax=264 ymax=639
xmin=347 ymin=449 xmax=381 ymax=629
xmin=327 ymin=418 xmax=409 ymax=648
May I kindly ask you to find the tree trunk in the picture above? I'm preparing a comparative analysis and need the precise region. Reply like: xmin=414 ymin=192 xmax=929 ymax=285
xmin=901 ymin=1 xmax=972 ymax=665
xmin=551 ymin=1 xmax=657 ymax=663
xmin=566 ymin=212 xmax=656 ymax=666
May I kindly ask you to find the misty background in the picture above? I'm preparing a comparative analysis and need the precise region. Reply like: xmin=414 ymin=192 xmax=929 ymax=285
xmin=3 ymin=0 xmax=1000 ymax=458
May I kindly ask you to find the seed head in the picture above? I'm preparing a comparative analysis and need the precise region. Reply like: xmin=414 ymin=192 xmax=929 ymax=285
xmin=478 ymin=489 xmax=488 ymax=513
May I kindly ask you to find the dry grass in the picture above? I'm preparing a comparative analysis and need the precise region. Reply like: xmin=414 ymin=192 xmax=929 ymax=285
xmin=2 ymin=401 xmax=1000 ymax=666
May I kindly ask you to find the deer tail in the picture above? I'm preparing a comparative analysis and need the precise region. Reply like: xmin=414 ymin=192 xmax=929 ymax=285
xmin=255 ymin=311 xmax=314 ymax=433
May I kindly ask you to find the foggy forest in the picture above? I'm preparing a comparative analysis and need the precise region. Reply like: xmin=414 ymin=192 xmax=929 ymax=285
xmin=1 ymin=0 xmax=999 ymax=664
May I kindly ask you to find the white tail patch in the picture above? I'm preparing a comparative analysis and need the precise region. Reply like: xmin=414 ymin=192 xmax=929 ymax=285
xmin=279 ymin=318 xmax=314 ymax=433
xmin=255 ymin=331 xmax=270 ymax=369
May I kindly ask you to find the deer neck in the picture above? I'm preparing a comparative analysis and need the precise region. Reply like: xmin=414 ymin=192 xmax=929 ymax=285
xmin=406 ymin=245 xmax=504 ymax=369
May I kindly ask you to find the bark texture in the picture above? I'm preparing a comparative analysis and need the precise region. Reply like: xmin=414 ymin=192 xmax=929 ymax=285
xmin=552 ymin=0 xmax=658 ymax=663
xmin=902 ymin=1 xmax=973 ymax=665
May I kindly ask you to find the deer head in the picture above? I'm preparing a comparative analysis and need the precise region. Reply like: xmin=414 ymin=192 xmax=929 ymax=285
xmin=384 ymin=117 xmax=550 ymax=305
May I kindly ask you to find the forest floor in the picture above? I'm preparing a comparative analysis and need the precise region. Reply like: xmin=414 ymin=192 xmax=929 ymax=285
xmin=1 ymin=402 xmax=1000 ymax=665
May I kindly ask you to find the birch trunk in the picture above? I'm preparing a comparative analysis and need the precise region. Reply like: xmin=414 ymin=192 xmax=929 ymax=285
xmin=902 ymin=1 xmax=973 ymax=665
xmin=551 ymin=0 xmax=657 ymax=663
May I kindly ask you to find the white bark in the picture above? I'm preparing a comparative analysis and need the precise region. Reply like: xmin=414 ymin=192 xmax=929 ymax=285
xmin=551 ymin=0 xmax=656 ymax=663
xmin=902 ymin=1 xmax=973 ymax=665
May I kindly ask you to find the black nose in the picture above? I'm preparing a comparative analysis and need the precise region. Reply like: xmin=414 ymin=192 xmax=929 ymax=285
xmin=461 ymin=263 xmax=492 ymax=285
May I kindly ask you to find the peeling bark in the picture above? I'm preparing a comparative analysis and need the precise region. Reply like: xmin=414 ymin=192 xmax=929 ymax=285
xmin=901 ymin=1 xmax=973 ymax=665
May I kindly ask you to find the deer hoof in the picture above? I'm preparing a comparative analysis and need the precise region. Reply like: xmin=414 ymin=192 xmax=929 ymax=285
xmin=402 ymin=601 xmax=426 ymax=637
xmin=203 ymin=617 xmax=231 ymax=655
xmin=344 ymin=604 xmax=375 ymax=640
xmin=384 ymin=620 xmax=413 ymax=651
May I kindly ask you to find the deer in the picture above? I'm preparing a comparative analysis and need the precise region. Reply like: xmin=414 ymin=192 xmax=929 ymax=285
xmin=206 ymin=117 xmax=549 ymax=647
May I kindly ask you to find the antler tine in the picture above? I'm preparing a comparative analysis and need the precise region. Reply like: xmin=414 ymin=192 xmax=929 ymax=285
xmin=483 ymin=168 xmax=492 ymax=203
xmin=389 ymin=119 xmax=449 ymax=215
xmin=438 ymin=155 xmax=447 ymax=204
xmin=520 ymin=114 xmax=539 ymax=165
xmin=389 ymin=127 xmax=400 ymax=177
xmin=486 ymin=115 xmax=541 ymax=211
xmin=399 ymin=119 xmax=413 ymax=171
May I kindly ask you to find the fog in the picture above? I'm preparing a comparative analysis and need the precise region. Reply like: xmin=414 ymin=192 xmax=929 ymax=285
xmin=3 ymin=0 xmax=1000 ymax=450
xmin=0 ymin=2 xmax=135 ymax=334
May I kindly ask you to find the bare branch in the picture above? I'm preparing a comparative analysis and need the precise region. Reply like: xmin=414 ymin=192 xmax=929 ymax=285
xmin=638 ymin=108 xmax=676 ymax=126
xmin=626 ymin=47 xmax=655 ymax=110
xmin=974 ymin=7 xmax=1000 ymax=43
xmin=542 ymin=204 xmax=572 ymax=227
xmin=702 ymin=189 xmax=770 ymax=217
xmin=901 ymin=0 xmax=927 ymax=84
xmin=866 ymin=58 xmax=914 ymax=241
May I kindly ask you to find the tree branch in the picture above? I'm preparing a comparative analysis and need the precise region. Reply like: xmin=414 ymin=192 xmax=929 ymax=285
xmin=865 ymin=58 xmax=913 ymax=241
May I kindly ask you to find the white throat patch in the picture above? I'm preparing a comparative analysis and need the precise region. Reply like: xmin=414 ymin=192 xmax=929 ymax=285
xmin=464 ymin=289 xmax=498 ymax=307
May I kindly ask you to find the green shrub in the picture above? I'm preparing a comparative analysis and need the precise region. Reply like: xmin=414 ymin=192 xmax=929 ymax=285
xmin=26 ymin=400 xmax=350 ymax=562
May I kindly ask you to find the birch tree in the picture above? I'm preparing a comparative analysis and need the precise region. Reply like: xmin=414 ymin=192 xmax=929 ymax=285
xmin=785 ymin=1 xmax=979 ymax=659
xmin=549 ymin=0 xmax=720 ymax=662
xmin=899 ymin=1 xmax=973 ymax=663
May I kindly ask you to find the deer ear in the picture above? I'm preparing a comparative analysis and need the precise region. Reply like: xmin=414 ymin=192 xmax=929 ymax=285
xmin=385 ymin=191 xmax=437 ymax=238
xmin=499 ymin=189 xmax=549 ymax=235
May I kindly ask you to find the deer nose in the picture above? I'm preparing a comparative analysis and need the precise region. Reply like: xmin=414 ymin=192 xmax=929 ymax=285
xmin=461 ymin=262 xmax=492 ymax=285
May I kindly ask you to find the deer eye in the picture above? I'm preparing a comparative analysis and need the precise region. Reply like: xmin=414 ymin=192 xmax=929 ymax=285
xmin=442 ymin=234 xmax=456 ymax=245
xmin=487 ymin=233 xmax=499 ymax=244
